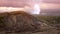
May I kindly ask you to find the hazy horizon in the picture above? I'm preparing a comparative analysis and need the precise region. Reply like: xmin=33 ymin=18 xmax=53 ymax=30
xmin=0 ymin=0 xmax=60 ymax=16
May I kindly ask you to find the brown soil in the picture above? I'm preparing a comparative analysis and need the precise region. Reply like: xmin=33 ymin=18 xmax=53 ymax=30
xmin=0 ymin=11 xmax=50 ymax=34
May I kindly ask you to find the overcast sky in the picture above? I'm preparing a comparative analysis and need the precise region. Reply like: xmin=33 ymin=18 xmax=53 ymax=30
xmin=0 ymin=0 xmax=60 ymax=9
xmin=0 ymin=0 xmax=60 ymax=15
xmin=42 ymin=0 xmax=60 ymax=4
xmin=0 ymin=0 xmax=41 ymax=7
xmin=1 ymin=0 xmax=60 ymax=7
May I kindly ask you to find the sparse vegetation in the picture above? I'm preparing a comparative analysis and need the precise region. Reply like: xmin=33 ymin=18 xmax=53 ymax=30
xmin=37 ymin=16 xmax=60 ymax=24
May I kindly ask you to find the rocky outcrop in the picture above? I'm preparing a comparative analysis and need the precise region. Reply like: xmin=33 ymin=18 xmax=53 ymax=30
xmin=0 ymin=11 xmax=49 ymax=33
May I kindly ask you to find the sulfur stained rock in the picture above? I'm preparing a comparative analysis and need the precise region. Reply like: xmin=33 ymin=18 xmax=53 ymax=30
xmin=0 ymin=11 xmax=49 ymax=33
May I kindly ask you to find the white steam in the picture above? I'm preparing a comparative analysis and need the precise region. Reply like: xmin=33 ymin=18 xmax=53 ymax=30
xmin=25 ymin=4 xmax=40 ymax=14
xmin=32 ymin=4 xmax=40 ymax=14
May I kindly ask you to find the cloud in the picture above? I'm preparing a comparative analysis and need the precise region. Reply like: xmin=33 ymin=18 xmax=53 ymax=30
xmin=0 ymin=0 xmax=31 ymax=7
xmin=42 ymin=0 xmax=60 ymax=4
xmin=40 ymin=3 xmax=60 ymax=9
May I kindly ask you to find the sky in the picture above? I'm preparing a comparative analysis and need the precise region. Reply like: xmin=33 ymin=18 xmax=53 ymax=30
xmin=0 ymin=0 xmax=41 ymax=7
xmin=0 ymin=0 xmax=60 ymax=9
xmin=0 ymin=0 xmax=60 ymax=15
xmin=41 ymin=0 xmax=60 ymax=9
xmin=42 ymin=0 xmax=60 ymax=4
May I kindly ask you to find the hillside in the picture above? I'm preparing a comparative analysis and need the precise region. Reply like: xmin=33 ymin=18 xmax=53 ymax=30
xmin=0 ymin=11 xmax=50 ymax=34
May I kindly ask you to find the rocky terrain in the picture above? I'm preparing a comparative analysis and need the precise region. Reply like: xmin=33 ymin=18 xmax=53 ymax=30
xmin=0 ymin=11 xmax=60 ymax=34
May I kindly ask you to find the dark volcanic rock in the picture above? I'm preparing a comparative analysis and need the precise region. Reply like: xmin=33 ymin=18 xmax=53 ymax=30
xmin=0 ymin=11 xmax=48 ymax=33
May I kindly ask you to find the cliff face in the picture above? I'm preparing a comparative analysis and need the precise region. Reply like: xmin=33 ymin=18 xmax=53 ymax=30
xmin=0 ymin=11 xmax=49 ymax=33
